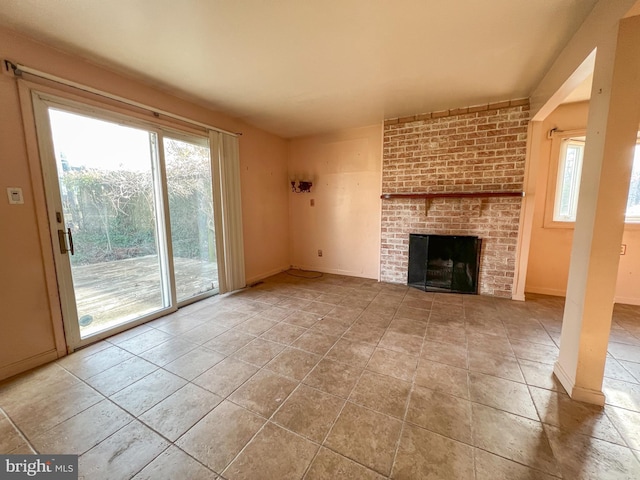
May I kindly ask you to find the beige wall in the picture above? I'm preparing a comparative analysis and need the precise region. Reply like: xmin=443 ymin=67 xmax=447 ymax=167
xmin=240 ymin=128 xmax=290 ymax=284
xmin=0 ymin=27 xmax=288 ymax=378
xmin=288 ymin=125 xmax=382 ymax=279
xmin=525 ymin=101 xmax=640 ymax=305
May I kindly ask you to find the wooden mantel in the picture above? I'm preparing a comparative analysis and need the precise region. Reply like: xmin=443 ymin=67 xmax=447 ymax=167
xmin=380 ymin=191 xmax=524 ymax=200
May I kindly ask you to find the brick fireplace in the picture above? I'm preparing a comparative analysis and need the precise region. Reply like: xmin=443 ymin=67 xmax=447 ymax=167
xmin=380 ymin=100 xmax=530 ymax=298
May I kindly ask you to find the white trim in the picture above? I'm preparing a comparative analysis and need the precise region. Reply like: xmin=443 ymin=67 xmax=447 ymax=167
xmin=245 ymin=265 xmax=291 ymax=286
xmin=291 ymin=264 xmax=379 ymax=279
xmin=10 ymin=61 xmax=239 ymax=137
xmin=526 ymin=288 xmax=640 ymax=306
xmin=32 ymin=88 xmax=208 ymax=140
xmin=71 ymin=308 xmax=176 ymax=351
xmin=525 ymin=286 xmax=567 ymax=297
xmin=512 ymin=121 xmax=542 ymax=303
xmin=152 ymin=134 xmax=175 ymax=309
xmin=32 ymin=91 xmax=83 ymax=349
xmin=553 ymin=361 xmax=605 ymax=406
xmin=29 ymin=88 xmax=225 ymax=350
xmin=545 ymin=129 xmax=587 ymax=227
xmin=0 ymin=350 xmax=59 ymax=382
xmin=553 ymin=360 xmax=573 ymax=394
xmin=613 ymin=295 xmax=640 ymax=306
xmin=16 ymin=82 xmax=68 ymax=357
xmin=571 ymin=385 xmax=606 ymax=406
xmin=553 ymin=138 xmax=585 ymax=222
xmin=545 ymin=128 xmax=640 ymax=226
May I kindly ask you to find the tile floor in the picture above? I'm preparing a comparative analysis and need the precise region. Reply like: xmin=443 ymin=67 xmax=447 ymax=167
xmin=2 ymin=271 xmax=640 ymax=479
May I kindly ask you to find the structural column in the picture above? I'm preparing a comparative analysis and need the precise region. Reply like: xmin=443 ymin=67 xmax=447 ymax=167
xmin=554 ymin=15 xmax=640 ymax=405
xmin=512 ymin=120 xmax=544 ymax=301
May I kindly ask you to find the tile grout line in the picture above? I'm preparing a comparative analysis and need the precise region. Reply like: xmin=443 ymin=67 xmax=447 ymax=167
xmin=462 ymin=297 xmax=479 ymax=480
xmin=146 ymin=283 xmax=328 ymax=477
xmin=222 ymin=284 xmax=386 ymax=478
xmin=298 ymin=284 xmax=406 ymax=479
xmin=0 ymin=405 xmax=37 ymax=454
xmin=54 ymin=343 xmax=224 ymax=479
xmin=218 ymin=281 xmax=365 ymax=478
xmin=5 ymin=277 xmax=640 ymax=478
xmin=387 ymin=288 xmax=433 ymax=479
xmin=468 ymin=297 xmax=562 ymax=479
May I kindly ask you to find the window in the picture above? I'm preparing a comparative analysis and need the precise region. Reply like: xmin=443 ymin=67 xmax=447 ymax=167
xmin=553 ymin=137 xmax=585 ymax=222
xmin=552 ymin=134 xmax=640 ymax=224
xmin=627 ymin=147 xmax=640 ymax=221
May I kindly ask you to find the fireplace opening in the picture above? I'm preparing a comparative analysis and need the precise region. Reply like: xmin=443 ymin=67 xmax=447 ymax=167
xmin=408 ymin=234 xmax=482 ymax=294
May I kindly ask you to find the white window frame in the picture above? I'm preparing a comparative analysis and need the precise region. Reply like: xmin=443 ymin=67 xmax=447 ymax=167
xmin=31 ymin=89 xmax=222 ymax=348
xmin=626 ymin=145 xmax=640 ymax=223
xmin=545 ymin=129 xmax=640 ymax=228
xmin=553 ymin=136 xmax=585 ymax=222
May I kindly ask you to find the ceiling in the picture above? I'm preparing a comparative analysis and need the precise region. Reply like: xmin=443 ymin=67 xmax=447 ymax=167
xmin=0 ymin=0 xmax=600 ymax=138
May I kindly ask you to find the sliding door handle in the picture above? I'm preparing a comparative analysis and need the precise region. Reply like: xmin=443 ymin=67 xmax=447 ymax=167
xmin=67 ymin=227 xmax=74 ymax=255
xmin=57 ymin=228 xmax=75 ymax=255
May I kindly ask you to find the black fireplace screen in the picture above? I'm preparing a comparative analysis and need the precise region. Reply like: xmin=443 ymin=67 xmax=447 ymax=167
xmin=408 ymin=234 xmax=481 ymax=294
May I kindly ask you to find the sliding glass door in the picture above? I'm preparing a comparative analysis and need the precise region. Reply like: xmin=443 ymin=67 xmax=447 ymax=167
xmin=47 ymin=108 xmax=169 ymax=338
xmin=165 ymin=135 xmax=219 ymax=302
xmin=34 ymin=93 xmax=219 ymax=348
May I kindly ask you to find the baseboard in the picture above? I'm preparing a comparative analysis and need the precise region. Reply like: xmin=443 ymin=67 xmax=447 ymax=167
xmin=553 ymin=361 xmax=605 ymax=406
xmin=553 ymin=361 xmax=573 ymax=394
xmin=290 ymin=264 xmax=377 ymax=280
xmin=571 ymin=385 xmax=606 ymax=406
xmin=0 ymin=349 xmax=59 ymax=382
xmin=525 ymin=288 xmax=639 ymax=306
xmin=614 ymin=295 xmax=640 ymax=306
xmin=525 ymin=286 xmax=566 ymax=297
xmin=245 ymin=265 xmax=290 ymax=286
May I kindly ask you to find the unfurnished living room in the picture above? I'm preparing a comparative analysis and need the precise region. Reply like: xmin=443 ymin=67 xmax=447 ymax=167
xmin=1 ymin=1 xmax=640 ymax=479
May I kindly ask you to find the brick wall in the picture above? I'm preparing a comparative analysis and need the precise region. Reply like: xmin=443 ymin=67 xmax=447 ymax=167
xmin=380 ymin=100 xmax=530 ymax=298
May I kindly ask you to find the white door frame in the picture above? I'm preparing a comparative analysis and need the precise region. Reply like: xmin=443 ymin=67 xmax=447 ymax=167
xmin=31 ymin=90 xmax=217 ymax=351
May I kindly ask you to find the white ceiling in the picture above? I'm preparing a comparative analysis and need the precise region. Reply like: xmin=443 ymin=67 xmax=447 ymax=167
xmin=0 ymin=0 xmax=600 ymax=138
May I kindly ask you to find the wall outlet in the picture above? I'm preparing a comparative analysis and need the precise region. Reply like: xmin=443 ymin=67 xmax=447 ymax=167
xmin=621 ymin=244 xmax=627 ymax=255
xmin=317 ymin=249 xmax=323 ymax=257
xmin=7 ymin=187 xmax=24 ymax=204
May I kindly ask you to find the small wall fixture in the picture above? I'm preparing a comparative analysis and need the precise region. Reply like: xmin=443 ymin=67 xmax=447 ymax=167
xmin=290 ymin=176 xmax=314 ymax=193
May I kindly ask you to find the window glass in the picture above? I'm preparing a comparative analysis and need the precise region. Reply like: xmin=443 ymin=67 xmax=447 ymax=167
xmin=554 ymin=138 xmax=585 ymax=222
xmin=626 ymin=146 xmax=640 ymax=222
xmin=553 ymin=137 xmax=640 ymax=223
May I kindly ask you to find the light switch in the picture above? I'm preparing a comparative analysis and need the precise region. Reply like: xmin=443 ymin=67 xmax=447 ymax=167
xmin=7 ymin=187 xmax=24 ymax=204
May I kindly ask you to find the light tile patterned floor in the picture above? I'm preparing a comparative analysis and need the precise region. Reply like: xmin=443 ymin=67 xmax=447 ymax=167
xmin=2 ymin=271 xmax=640 ymax=479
